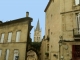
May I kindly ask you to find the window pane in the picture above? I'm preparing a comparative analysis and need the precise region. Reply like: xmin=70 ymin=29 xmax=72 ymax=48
xmin=0 ymin=50 xmax=2 ymax=57
xmin=16 ymin=31 xmax=21 ymax=42
xmin=75 ymin=0 xmax=79 ymax=5
xmin=8 ymin=32 xmax=12 ymax=42
xmin=13 ymin=50 xmax=19 ymax=60
xmin=1 ymin=33 xmax=4 ymax=43
xmin=5 ymin=49 xmax=9 ymax=60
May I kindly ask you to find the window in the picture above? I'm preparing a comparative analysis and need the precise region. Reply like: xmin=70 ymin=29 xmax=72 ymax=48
xmin=37 ymin=37 xmax=38 ymax=41
xmin=0 ymin=49 xmax=2 ymax=57
xmin=8 ymin=32 xmax=12 ymax=42
xmin=76 ymin=13 xmax=80 ymax=34
xmin=47 ymin=44 xmax=49 ymax=51
xmin=48 ymin=29 xmax=50 ymax=37
xmin=5 ymin=49 xmax=9 ymax=60
xmin=38 ymin=37 xmax=40 ymax=40
xmin=0 ymin=33 xmax=4 ymax=43
xmin=75 ymin=0 xmax=80 ymax=5
xmin=76 ymin=13 xmax=80 ymax=28
xmin=13 ymin=50 xmax=19 ymax=60
xmin=16 ymin=31 xmax=21 ymax=42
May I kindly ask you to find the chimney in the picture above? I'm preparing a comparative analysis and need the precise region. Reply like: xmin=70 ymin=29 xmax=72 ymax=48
xmin=0 ymin=21 xmax=2 ymax=24
xmin=26 ymin=12 xmax=29 ymax=17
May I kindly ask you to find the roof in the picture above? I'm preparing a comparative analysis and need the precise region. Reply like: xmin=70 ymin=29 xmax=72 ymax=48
xmin=0 ymin=17 xmax=33 ymax=26
xmin=44 ymin=0 xmax=52 ymax=12
xmin=35 ymin=19 xmax=41 ymax=31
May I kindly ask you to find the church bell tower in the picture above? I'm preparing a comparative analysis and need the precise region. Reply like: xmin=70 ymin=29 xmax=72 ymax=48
xmin=34 ymin=19 xmax=41 ymax=42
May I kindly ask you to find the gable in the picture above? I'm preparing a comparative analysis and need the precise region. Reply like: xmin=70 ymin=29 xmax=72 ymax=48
xmin=44 ymin=0 xmax=53 ymax=12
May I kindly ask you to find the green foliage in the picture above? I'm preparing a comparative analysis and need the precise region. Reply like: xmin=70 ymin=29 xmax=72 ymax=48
xmin=31 ymin=42 xmax=41 ymax=50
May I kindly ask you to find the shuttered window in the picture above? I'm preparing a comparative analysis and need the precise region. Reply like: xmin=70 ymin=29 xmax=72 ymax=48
xmin=0 ymin=33 xmax=4 ymax=43
xmin=8 ymin=32 xmax=12 ymax=42
xmin=16 ymin=31 xmax=21 ymax=42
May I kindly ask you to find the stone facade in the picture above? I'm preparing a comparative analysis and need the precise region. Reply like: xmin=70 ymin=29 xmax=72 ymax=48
xmin=0 ymin=12 xmax=33 ymax=60
xmin=27 ymin=50 xmax=38 ymax=60
xmin=40 ymin=36 xmax=49 ymax=60
xmin=41 ymin=0 xmax=80 ymax=60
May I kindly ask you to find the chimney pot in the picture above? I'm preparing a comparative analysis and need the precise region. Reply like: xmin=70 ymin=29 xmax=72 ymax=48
xmin=26 ymin=12 xmax=29 ymax=17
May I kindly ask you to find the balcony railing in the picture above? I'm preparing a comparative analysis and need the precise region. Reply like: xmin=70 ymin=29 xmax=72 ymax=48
xmin=73 ymin=28 xmax=80 ymax=37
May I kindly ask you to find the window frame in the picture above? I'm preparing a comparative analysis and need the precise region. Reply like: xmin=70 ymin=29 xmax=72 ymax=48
xmin=5 ymin=49 xmax=9 ymax=60
xmin=15 ymin=30 xmax=21 ymax=42
xmin=75 ymin=0 xmax=80 ymax=5
xmin=0 ymin=49 xmax=2 ymax=57
xmin=13 ymin=49 xmax=19 ymax=60
xmin=76 ymin=13 xmax=80 ymax=28
xmin=0 ymin=33 xmax=5 ymax=43
xmin=8 ymin=32 xmax=12 ymax=42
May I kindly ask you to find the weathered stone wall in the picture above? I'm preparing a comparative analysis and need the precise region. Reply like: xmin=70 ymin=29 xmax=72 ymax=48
xmin=0 ymin=20 xmax=29 ymax=60
xmin=44 ymin=0 xmax=80 ymax=60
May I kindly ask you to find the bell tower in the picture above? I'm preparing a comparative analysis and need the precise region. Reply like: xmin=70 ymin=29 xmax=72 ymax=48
xmin=34 ymin=19 xmax=41 ymax=42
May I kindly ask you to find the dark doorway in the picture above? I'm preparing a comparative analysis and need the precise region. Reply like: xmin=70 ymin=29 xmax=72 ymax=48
xmin=72 ymin=45 xmax=80 ymax=60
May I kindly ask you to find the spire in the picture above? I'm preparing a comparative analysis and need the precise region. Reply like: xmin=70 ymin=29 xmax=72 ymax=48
xmin=35 ymin=19 xmax=41 ymax=31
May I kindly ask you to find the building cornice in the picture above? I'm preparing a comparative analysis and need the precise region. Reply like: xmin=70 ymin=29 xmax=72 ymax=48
xmin=60 ymin=10 xmax=80 ymax=14
xmin=44 ymin=0 xmax=52 ymax=12
xmin=0 ymin=17 xmax=33 ymax=26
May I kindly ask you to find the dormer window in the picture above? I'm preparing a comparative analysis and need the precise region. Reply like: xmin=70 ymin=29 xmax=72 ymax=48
xmin=75 ymin=0 xmax=80 ymax=5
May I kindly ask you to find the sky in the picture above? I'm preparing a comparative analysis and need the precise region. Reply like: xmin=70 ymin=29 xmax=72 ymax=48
xmin=0 ymin=0 xmax=79 ymax=42
xmin=0 ymin=0 xmax=49 ymax=41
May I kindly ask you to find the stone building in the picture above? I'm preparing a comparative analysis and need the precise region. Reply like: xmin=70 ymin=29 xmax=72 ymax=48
xmin=34 ymin=19 xmax=41 ymax=42
xmin=40 ymin=36 xmax=49 ymax=60
xmin=27 ymin=50 xmax=38 ymax=60
xmin=27 ymin=19 xmax=41 ymax=60
xmin=0 ymin=12 xmax=33 ymax=60
xmin=40 ymin=0 xmax=80 ymax=60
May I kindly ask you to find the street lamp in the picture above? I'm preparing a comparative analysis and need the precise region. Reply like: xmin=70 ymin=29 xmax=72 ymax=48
xmin=59 ymin=40 xmax=63 ymax=46
xmin=59 ymin=36 xmax=63 ymax=60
